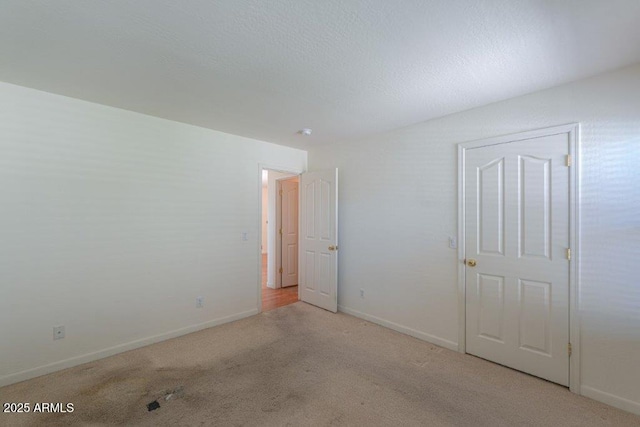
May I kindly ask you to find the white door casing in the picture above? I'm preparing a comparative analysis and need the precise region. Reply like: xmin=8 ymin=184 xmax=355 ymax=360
xmin=459 ymin=124 xmax=580 ymax=388
xmin=280 ymin=178 xmax=299 ymax=287
xmin=299 ymin=169 xmax=338 ymax=312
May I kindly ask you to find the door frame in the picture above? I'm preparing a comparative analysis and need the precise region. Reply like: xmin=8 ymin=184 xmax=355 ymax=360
xmin=257 ymin=164 xmax=303 ymax=313
xmin=456 ymin=123 xmax=581 ymax=393
xmin=275 ymin=176 xmax=299 ymax=288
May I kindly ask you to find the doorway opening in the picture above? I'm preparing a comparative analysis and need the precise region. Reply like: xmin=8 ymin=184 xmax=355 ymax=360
xmin=260 ymin=168 xmax=300 ymax=312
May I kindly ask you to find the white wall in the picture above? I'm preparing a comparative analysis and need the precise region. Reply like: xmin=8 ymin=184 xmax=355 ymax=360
xmin=0 ymin=81 xmax=307 ymax=386
xmin=308 ymin=63 xmax=640 ymax=414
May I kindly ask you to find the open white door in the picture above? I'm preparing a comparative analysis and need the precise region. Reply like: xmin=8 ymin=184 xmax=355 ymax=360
xmin=280 ymin=178 xmax=299 ymax=288
xmin=299 ymin=169 xmax=338 ymax=312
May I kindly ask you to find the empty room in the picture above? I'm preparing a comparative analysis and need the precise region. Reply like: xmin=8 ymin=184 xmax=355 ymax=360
xmin=1 ymin=1 xmax=639 ymax=426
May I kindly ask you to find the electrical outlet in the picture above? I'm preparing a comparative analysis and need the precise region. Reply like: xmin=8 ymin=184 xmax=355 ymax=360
xmin=53 ymin=325 xmax=65 ymax=340
xmin=360 ymin=289 xmax=365 ymax=298
xmin=196 ymin=296 xmax=204 ymax=308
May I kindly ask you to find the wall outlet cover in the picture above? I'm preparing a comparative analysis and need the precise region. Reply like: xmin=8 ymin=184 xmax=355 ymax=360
xmin=53 ymin=325 xmax=65 ymax=340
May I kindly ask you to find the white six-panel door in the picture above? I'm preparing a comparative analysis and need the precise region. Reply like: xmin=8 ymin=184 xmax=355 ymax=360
xmin=280 ymin=178 xmax=299 ymax=287
xmin=464 ymin=133 xmax=570 ymax=386
xmin=299 ymin=169 xmax=338 ymax=312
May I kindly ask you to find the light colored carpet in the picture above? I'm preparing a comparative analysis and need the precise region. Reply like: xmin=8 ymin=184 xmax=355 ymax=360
xmin=1 ymin=302 xmax=639 ymax=426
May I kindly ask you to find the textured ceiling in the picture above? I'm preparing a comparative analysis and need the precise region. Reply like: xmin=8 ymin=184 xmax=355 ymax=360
xmin=2 ymin=1 xmax=640 ymax=149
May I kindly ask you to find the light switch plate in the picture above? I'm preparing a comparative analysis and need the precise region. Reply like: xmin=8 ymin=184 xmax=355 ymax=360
xmin=449 ymin=236 xmax=457 ymax=249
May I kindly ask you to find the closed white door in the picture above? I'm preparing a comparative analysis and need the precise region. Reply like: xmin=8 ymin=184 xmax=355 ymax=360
xmin=465 ymin=134 xmax=570 ymax=386
xmin=300 ymin=169 xmax=338 ymax=312
xmin=280 ymin=178 xmax=299 ymax=287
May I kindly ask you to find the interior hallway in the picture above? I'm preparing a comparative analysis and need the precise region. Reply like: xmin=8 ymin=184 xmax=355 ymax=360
xmin=261 ymin=253 xmax=298 ymax=312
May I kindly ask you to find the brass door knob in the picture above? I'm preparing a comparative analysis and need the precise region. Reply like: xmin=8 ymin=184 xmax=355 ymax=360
xmin=466 ymin=259 xmax=477 ymax=267
xmin=328 ymin=245 xmax=338 ymax=251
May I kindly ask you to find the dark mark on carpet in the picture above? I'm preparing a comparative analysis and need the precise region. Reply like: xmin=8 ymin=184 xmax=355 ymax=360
xmin=147 ymin=400 xmax=160 ymax=412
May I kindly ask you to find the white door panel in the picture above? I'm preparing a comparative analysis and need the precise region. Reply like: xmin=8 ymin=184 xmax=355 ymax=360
xmin=465 ymin=134 xmax=570 ymax=386
xmin=300 ymin=169 xmax=338 ymax=312
xmin=281 ymin=178 xmax=299 ymax=287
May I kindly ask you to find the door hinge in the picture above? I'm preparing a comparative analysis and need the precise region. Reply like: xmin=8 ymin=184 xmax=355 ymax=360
xmin=566 ymin=154 xmax=572 ymax=167
xmin=279 ymin=267 xmax=283 ymax=274
xmin=279 ymin=189 xmax=283 ymax=196
xmin=279 ymin=228 xmax=283 ymax=235
xmin=568 ymin=343 xmax=572 ymax=357
xmin=566 ymin=248 xmax=571 ymax=260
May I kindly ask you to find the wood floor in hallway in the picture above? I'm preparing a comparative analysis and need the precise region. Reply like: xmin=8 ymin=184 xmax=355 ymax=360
xmin=262 ymin=253 xmax=299 ymax=311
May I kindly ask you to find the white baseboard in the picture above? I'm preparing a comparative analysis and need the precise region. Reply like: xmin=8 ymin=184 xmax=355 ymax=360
xmin=0 ymin=308 xmax=258 ymax=388
xmin=581 ymin=385 xmax=640 ymax=416
xmin=338 ymin=305 xmax=458 ymax=351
